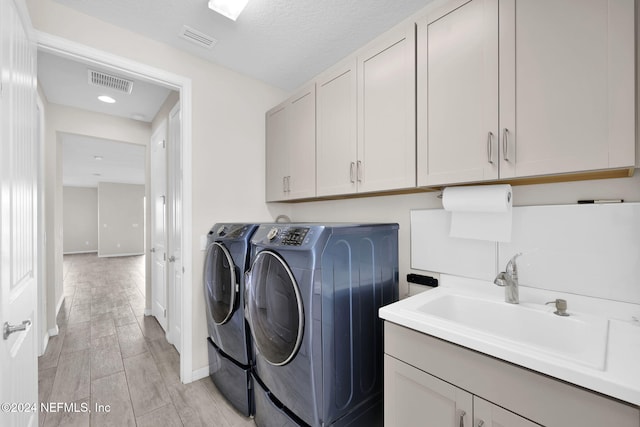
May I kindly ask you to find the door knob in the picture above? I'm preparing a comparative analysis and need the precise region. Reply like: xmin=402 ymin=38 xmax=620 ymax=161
xmin=168 ymin=256 xmax=176 ymax=262
xmin=3 ymin=320 xmax=31 ymax=340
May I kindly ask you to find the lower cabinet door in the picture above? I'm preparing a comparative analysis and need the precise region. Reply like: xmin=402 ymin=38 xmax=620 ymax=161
xmin=474 ymin=397 xmax=540 ymax=427
xmin=384 ymin=355 xmax=473 ymax=427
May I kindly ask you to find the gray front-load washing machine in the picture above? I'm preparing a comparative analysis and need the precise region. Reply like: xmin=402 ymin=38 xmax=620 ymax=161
xmin=204 ymin=223 xmax=258 ymax=416
xmin=245 ymin=223 xmax=399 ymax=426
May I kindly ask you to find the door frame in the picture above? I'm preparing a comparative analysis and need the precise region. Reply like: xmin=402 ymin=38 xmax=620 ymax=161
xmin=35 ymin=32 xmax=194 ymax=383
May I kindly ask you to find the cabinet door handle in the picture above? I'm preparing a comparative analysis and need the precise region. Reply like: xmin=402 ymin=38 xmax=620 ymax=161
xmin=357 ymin=161 xmax=363 ymax=182
xmin=487 ymin=132 xmax=494 ymax=164
xmin=286 ymin=176 xmax=291 ymax=192
xmin=459 ymin=410 xmax=466 ymax=427
xmin=477 ymin=420 xmax=485 ymax=427
xmin=282 ymin=177 xmax=287 ymax=193
xmin=502 ymin=128 xmax=510 ymax=162
xmin=350 ymin=162 xmax=355 ymax=183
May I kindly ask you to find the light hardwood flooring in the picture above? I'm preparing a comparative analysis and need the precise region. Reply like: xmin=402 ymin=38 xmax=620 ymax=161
xmin=38 ymin=253 xmax=254 ymax=427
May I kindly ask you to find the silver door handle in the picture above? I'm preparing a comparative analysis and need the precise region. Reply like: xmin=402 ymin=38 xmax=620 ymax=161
xmin=487 ymin=132 xmax=494 ymax=164
xmin=459 ymin=410 xmax=466 ymax=427
xmin=3 ymin=320 xmax=31 ymax=340
xmin=477 ymin=420 xmax=485 ymax=427
xmin=357 ymin=161 xmax=363 ymax=182
xmin=502 ymin=128 xmax=510 ymax=162
xmin=350 ymin=162 xmax=355 ymax=183
xmin=168 ymin=256 xmax=176 ymax=262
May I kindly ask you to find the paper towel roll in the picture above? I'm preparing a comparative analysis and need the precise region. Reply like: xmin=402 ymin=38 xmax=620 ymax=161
xmin=442 ymin=185 xmax=512 ymax=213
xmin=442 ymin=185 xmax=513 ymax=242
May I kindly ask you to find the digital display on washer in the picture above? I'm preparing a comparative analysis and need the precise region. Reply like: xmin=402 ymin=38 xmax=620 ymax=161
xmin=281 ymin=228 xmax=309 ymax=246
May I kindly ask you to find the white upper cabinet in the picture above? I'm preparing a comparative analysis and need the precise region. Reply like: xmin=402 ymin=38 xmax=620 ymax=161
xmin=499 ymin=0 xmax=635 ymax=178
xmin=316 ymin=60 xmax=358 ymax=197
xmin=265 ymin=85 xmax=316 ymax=202
xmin=418 ymin=0 xmax=636 ymax=186
xmin=357 ymin=25 xmax=416 ymax=194
xmin=418 ymin=0 xmax=499 ymax=187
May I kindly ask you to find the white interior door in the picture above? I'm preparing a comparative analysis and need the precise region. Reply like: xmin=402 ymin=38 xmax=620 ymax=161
xmin=150 ymin=121 xmax=168 ymax=331
xmin=0 ymin=0 xmax=39 ymax=425
xmin=167 ymin=103 xmax=182 ymax=352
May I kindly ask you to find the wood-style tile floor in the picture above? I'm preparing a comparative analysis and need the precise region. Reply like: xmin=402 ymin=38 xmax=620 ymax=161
xmin=38 ymin=253 xmax=254 ymax=427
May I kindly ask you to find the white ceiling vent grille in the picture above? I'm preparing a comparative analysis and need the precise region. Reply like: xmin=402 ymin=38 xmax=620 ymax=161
xmin=179 ymin=25 xmax=218 ymax=49
xmin=88 ymin=70 xmax=133 ymax=94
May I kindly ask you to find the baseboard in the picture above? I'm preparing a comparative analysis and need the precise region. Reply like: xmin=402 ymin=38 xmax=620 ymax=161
xmin=191 ymin=365 xmax=210 ymax=382
xmin=48 ymin=325 xmax=59 ymax=337
xmin=63 ymin=250 xmax=98 ymax=255
xmin=144 ymin=308 xmax=152 ymax=316
xmin=98 ymin=252 xmax=145 ymax=258
xmin=56 ymin=295 xmax=65 ymax=317
xmin=40 ymin=332 xmax=50 ymax=356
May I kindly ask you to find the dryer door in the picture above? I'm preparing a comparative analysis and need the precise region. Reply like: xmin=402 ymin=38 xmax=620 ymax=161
xmin=203 ymin=242 xmax=238 ymax=325
xmin=246 ymin=250 xmax=304 ymax=366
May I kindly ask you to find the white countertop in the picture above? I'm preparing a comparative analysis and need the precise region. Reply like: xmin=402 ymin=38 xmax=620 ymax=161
xmin=379 ymin=274 xmax=640 ymax=407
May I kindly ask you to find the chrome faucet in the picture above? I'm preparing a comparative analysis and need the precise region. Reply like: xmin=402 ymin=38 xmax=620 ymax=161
xmin=494 ymin=253 xmax=522 ymax=304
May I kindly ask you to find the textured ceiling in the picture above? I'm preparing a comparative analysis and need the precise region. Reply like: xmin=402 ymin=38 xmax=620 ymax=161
xmin=52 ymin=0 xmax=434 ymax=90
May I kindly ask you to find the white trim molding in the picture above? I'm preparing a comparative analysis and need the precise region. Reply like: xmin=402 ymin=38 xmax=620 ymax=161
xmin=35 ymin=31 xmax=194 ymax=384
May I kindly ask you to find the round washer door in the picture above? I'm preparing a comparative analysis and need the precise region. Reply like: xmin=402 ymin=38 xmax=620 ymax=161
xmin=246 ymin=250 xmax=304 ymax=366
xmin=203 ymin=242 xmax=237 ymax=325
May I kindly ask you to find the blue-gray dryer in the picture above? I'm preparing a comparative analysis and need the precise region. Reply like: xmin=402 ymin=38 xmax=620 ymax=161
xmin=245 ymin=223 xmax=399 ymax=427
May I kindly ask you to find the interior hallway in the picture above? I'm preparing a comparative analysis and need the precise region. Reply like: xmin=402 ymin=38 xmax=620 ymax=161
xmin=38 ymin=253 xmax=253 ymax=427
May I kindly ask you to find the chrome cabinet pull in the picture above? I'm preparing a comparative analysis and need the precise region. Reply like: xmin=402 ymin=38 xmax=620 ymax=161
xmin=3 ymin=320 xmax=31 ymax=340
xmin=350 ymin=162 xmax=355 ymax=183
xmin=486 ymin=132 xmax=494 ymax=164
xmin=357 ymin=161 xmax=363 ymax=182
xmin=459 ymin=410 xmax=466 ymax=427
xmin=477 ymin=420 xmax=485 ymax=427
xmin=502 ymin=128 xmax=510 ymax=162
xmin=282 ymin=176 xmax=287 ymax=193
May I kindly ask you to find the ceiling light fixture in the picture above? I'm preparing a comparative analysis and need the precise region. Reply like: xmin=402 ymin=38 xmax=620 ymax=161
xmin=208 ymin=0 xmax=249 ymax=21
xmin=94 ymin=155 xmax=103 ymax=161
xmin=98 ymin=95 xmax=116 ymax=104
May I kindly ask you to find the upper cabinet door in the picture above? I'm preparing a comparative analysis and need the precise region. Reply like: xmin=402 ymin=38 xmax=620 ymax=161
xmin=358 ymin=25 xmax=416 ymax=194
xmin=287 ymin=85 xmax=316 ymax=200
xmin=316 ymin=60 xmax=358 ymax=197
xmin=265 ymin=103 xmax=288 ymax=202
xmin=499 ymin=0 xmax=636 ymax=179
xmin=419 ymin=0 xmax=499 ymax=187
xmin=265 ymin=85 xmax=316 ymax=202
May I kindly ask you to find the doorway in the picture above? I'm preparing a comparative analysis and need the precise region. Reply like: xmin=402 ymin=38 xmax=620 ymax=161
xmin=37 ymin=33 xmax=194 ymax=383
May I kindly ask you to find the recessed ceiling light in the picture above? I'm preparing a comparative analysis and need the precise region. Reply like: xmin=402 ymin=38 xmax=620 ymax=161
xmin=98 ymin=95 xmax=116 ymax=104
xmin=93 ymin=173 xmax=102 ymax=176
xmin=208 ymin=0 xmax=249 ymax=21
xmin=131 ymin=113 xmax=146 ymax=121
xmin=94 ymin=155 xmax=103 ymax=161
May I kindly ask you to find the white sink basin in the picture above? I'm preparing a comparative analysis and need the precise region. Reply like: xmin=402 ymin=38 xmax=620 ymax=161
xmin=417 ymin=293 xmax=609 ymax=370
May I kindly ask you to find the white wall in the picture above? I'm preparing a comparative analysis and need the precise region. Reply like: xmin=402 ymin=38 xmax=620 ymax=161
xmin=98 ymin=183 xmax=145 ymax=256
xmin=28 ymin=0 xmax=286 ymax=374
xmin=289 ymin=174 xmax=640 ymax=298
xmin=63 ymin=186 xmax=98 ymax=254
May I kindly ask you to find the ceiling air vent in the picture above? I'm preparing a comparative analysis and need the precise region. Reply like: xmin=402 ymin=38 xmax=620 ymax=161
xmin=179 ymin=25 xmax=218 ymax=49
xmin=88 ymin=70 xmax=133 ymax=94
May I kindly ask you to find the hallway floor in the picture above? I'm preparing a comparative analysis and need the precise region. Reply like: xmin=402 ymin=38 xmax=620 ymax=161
xmin=38 ymin=253 xmax=253 ymax=427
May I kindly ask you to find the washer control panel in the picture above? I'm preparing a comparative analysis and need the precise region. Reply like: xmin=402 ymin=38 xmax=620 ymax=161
xmin=264 ymin=226 xmax=312 ymax=246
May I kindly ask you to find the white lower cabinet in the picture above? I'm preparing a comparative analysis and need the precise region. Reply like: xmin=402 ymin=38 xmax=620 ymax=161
xmin=384 ymin=322 xmax=640 ymax=427
xmin=385 ymin=355 xmax=538 ymax=427
xmin=385 ymin=355 xmax=472 ymax=427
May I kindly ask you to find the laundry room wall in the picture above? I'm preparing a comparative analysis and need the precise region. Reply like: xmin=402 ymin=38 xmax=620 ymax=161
xmin=63 ymin=186 xmax=98 ymax=254
xmin=28 ymin=0 xmax=286 ymax=378
xmin=288 ymin=174 xmax=640 ymax=298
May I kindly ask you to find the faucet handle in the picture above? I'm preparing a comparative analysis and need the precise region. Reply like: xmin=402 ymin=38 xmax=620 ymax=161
xmin=546 ymin=299 xmax=569 ymax=316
